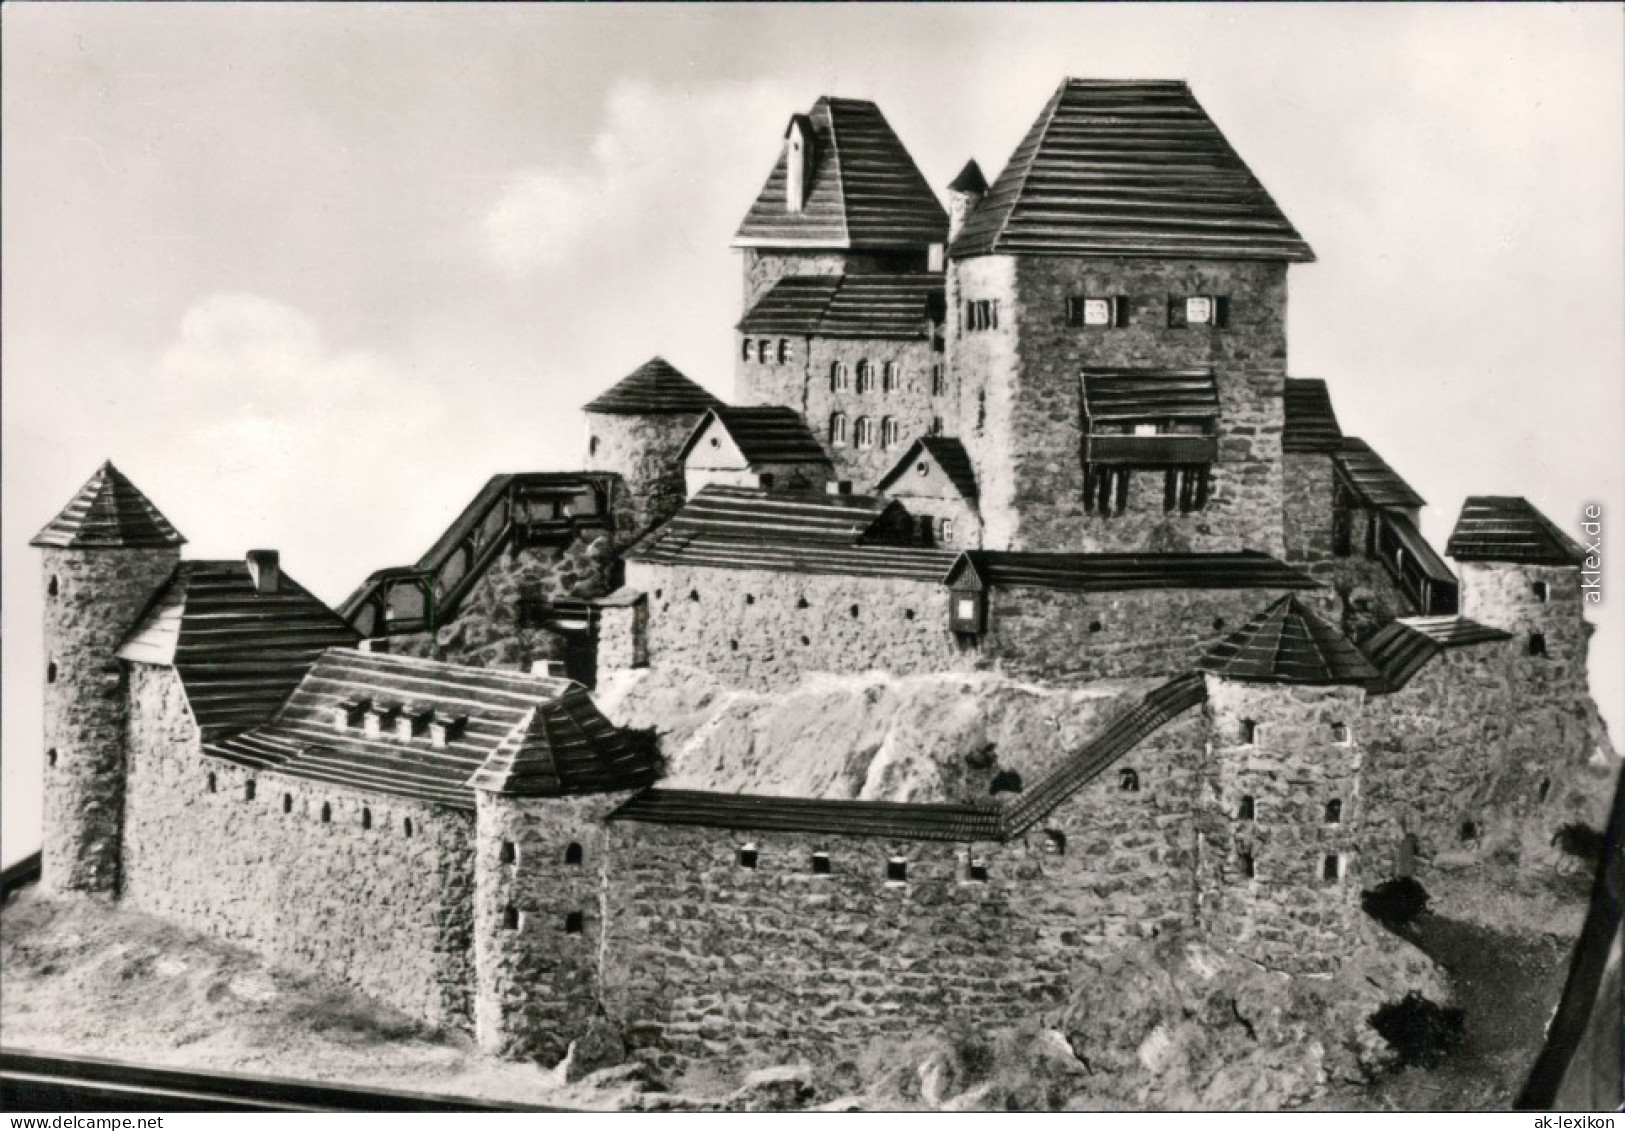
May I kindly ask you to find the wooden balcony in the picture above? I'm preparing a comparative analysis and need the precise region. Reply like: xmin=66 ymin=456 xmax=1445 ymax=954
xmin=1082 ymin=432 xmax=1218 ymax=466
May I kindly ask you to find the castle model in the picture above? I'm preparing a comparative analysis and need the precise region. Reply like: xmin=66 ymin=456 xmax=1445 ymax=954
xmin=31 ymin=80 xmax=1614 ymax=1078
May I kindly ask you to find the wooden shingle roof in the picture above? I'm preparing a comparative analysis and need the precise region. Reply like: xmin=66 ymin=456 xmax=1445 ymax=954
xmin=1081 ymin=368 xmax=1219 ymax=422
xmin=583 ymin=357 xmax=723 ymax=416
xmin=947 ymin=551 xmax=1316 ymax=593
xmin=31 ymin=462 xmax=186 ymax=549
xmin=875 ymin=437 xmax=979 ymax=501
xmin=948 ymin=159 xmax=989 ymax=195
xmin=734 ymin=97 xmax=948 ymax=251
xmin=1198 ymin=595 xmax=1379 ymax=686
xmin=737 ymin=274 xmax=944 ymax=340
xmin=679 ymin=406 xmax=831 ymax=467
xmin=627 ymin=531 xmax=958 ymax=583
xmin=1446 ymin=497 xmax=1587 ymax=566
xmin=1335 ymin=438 xmax=1426 ymax=510
xmin=664 ymin=484 xmax=910 ymax=547
xmin=1364 ymin=616 xmax=1513 ymax=693
xmin=118 ymin=561 xmax=360 ymax=740
xmin=1283 ymin=378 xmax=1344 ymax=454
xmin=951 ymin=79 xmax=1314 ymax=262
xmin=206 ymin=650 xmax=656 ymax=809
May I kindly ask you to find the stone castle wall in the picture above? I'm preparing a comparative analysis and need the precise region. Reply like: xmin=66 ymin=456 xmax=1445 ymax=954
xmin=738 ymin=249 xmax=930 ymax=309
xmin=120 ymin=664 xmax=477 ymax=1029
xmin=1282 ymin=452 xmax=1337 ymax=563
xmin=41 ymin=545 xmax=180 ymax=895
xmin=803 ymin=337 xmax=943 ymax=490
xmin=949 ymin=255 xmax=1020 ymax=547
xmin=586 ymin=412 xmax=707 ymax=540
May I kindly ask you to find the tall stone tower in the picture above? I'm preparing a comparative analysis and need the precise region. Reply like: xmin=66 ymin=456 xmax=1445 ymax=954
xmin=30 ymin=462 xmax=185 ymax=895
xmin=582 ymin=357 xmax=722 ymax=539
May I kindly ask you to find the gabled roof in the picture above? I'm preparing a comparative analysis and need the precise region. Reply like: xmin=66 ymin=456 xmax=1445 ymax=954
xmin=583 ymin=357 xmax=723 ymax=416
xmin=1335 ymin=438 xmax=1426 ymax=510
xmin=1198 ymin=595 xmax=1379 ymax=686
xmin=948 ymin=159 xmax=989 ymax=195
xmin=1446 ymin=497 xmax=1587 ymax=567
xmin=1082 ymin=368 xmax=1219 ymax=422
xmin=206 ymin=650 xmax=656 ymax=809
xmin=663 ymin=484 xmax=912 ymax=547
xmin=737 ymin=274 xmax=945 ymax=340
xmin=951 ymin=79 xmax=1314 ymax=262
xmin=1364 ymin=616 xmax=1513 ymax=693
xmin=1282 ymin=378 xmax=1344 ymax=454
xmin=734 ymin=97 xmax=948 ymax=251
xmin=118 ymin=560 xmax=360 ymax=740
xmin=679 ymin=406 xmax=831 ymax=467
xmin=944 ymin=551 xmax=1315 ymax=594
xmin=31 ymin=461 xmax=186 ymax=549
xmin=875 ymin=437 xmax=979 ymax=501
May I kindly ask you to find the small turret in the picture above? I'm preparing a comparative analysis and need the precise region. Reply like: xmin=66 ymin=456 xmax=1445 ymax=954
xmin=947 ymin=159 xmax=988 ymax=245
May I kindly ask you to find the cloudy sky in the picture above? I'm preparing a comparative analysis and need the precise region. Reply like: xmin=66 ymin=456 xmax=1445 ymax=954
xmin=4 ymin=4 xmax=1622 ymax=863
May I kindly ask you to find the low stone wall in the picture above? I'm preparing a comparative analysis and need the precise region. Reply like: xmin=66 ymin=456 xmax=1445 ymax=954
xmin=120 ymin=664 xmax=477 ymax=1030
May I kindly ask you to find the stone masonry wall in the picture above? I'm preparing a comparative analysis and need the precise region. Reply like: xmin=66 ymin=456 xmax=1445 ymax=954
xmin=585 ymin=412 xmax=708 ymax=541
xmin=1282 ymin=452 xmax=1337 ymax=564
xmin=949 ymin=255 xmax=1020 ymax=547
xmin=804 ymin=337 xmax=944 ymax=490
xmin=120 ymin=664 xmax=477 ymax=1029
xmin=1198 ymin=678 xmax=1367 ymax=975
xmin=739 ymin=249 xmax=930 ymax=310
xmin=1459 ymin=562 xmax=1589 ymax=675
xmin=41 ymin=546 xmax=180 ymax=895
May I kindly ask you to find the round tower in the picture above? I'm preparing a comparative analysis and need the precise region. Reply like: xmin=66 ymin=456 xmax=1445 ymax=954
xmin=30 ymin=461 xmax=185 ymax=895
xmin=582 ymin=356 xmax=723 ymax=538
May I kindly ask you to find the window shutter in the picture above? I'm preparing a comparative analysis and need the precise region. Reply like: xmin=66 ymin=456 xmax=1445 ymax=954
xmin=1193 ymin=466 xmax=1211 ymax=510
xmin=1114 ymin=469 xmax=1130 ymax=514
xmin=1167 ymin=298 xmax=1186 ymax=328
xmin=1083 ymin=467 xmax=1097 ymax=514
xmin=1114 ymin=296 xmax=1131 ymax=327
xmin=1163 ymin=469 xmax=1178 ymax=512
xmin=1214 ymin=296 xmax=1230 ymax=328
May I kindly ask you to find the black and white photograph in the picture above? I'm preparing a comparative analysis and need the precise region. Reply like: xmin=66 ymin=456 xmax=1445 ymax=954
xmin=2 ymin=2 xmax=1621 ymax=1114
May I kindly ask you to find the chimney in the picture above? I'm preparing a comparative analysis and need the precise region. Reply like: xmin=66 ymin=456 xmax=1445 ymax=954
xmin=947 ymin=159 xmax=989 ymax=244
xmin=785 ymin=114 xmax=815 ymax=214
xmin=246 ymin=549 xmax=281 ymax=595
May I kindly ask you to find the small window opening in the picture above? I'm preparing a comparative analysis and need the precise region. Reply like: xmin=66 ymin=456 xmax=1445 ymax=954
xmin=564 ymin=912 xmax=585 ymax=935
xmin=1533 ymin=581 xmax=1549 ymax=603
xmin=499 ymin=840 xmax=517 ymax=865
xmin=745 ymin=594 xmax=755 ymax=605
xmin=796 ymin=596 xmax=809 ymax=610
xmin=1325 ymin=798 xmax=1343 ymax=824
xmin=282 ymin=793 xmax=293 ymax=814
xmin=207 ymin=772 xmax=218 ymax=794
xmin=245 ymin=780 xmax=257 ymax=802
xmin=1537 ymin=778 xmax=1552 ymax=804
xmin=799 ymin=634 xmax=810 ymax=646
xmin=1088 ymin=619 xmax=1103 ymax=633
xmin=588 ymin=435 xmax=600 ymax=457
xmin=1043 ymin=829 xmax=1067 ymax=855
xmin=1238 ymin=795 xmax=1255 ymax=821
xmin=47 ymin=575 xmax=59 ymax=598
xmin=1332 ymin=722 xmax=1350 ymax=744
xmin=886 ymin=857 xmax=908 ymax=882
xmin=1118 ymin=768 xmax=1141 ymax=793
xmin=319 ymin=801 xmax=332 ymax=823
xmin=904 ymin=608 xmax=916 ymax=620
xmin=46 ymin=660 xmax=57 ymax=685
xmin=966 ymin=858 xmax=989 ymax=883
xmin=689 ymin=589 xmax=700 ymax=603
xmin=729 ymin=639 xmax=739 ymax=652
xmin=1322 ymin=854 xmax=1341 ymax=882
xmin=46 ymin=748 xmax=58 ymax=769
xmin=565 ymin=842 xmax=583 ymax=865
xmin=990 ymin=770 xmax=1023 ymax=795
xmin=403 ymin=817 xmax=415 ymax=837
xmin=811 ymin=852 xmax=832 ymax=875
xmin=1527 ymin=632 xmax=1547 ymax=657
xmin=361 ymin=807 xmax=372 ymax=830
xmin=502 ymin=905 xmax=520 ymax=931
xmin=1240 ymin=719 xmax=1258 ymax=746
xmin=738 ymin=843 xmax=759 ymax=869
xmin=849 ymin=604 xmax=860 ymax=618
xmin=1239 ymin=851 xmax=1256 ymax=879
xmin=1459 ymin=820 xmax=1479 ymax=842
xmin=1212 ymin=618 xmax=1225 ymax=632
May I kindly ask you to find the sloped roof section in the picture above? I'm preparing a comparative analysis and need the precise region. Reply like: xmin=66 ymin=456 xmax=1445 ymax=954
xmin=118 ymin=561 xmax=360 ymax=740
xmin=1283 ymin=378 xmax=1344 ymax=453
xmin=680 ymin=406 xmax=831 ymax=466
xmin=583 ymin=357 xmax=723 ymax=416
xmin=734 ymin=97 xmax=948 ymax=250
xmin=627 ymin=531 xmax=957 ymax=583
xmin=948 ymin=159 xmax=989 ymax=195
xmin=949 ymin=551 xmax=1315 ymax=593
xmin=663 ymin=484 xmax=910 ymax=547
xmin=1082 ymin=368 xmax=1219 ymax=422
xmin=1364 ymin=616 xmax=1513 ymax=693
xmin=1199 ymin=595 xmax=1379 ymax=686
xmin=609 ymin=790 xmax=1002 ymax=843
xmin=31 ymin=462 xmax=186 ymax=549
xmin=738 ymin=274 xmax=944 ymax=340
xmin=951 ymin=79 xmax=1314 ymax=262
xmin=1335 ymin=438 xmax=1426 ymax=510
xmin=207 ymin=650 xmax=655 ymax=809
xmin=1447 ymin=496 xmax=1587 ymax=566
xmin=876 ymin=437 xmax=979 ymax=501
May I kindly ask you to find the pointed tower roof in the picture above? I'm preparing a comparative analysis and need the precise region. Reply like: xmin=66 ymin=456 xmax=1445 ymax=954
xmin=952 ymin=79 xmax=1314 ymax=262
xmin=1199 ymin=595 xmax=1379 ymax=686
xmin=1446 ymin=496 xmax=1586 ymax=566
xmin=948 ymin=159 xmax=988 ymax=194
xmin=733 ymin=97 xmax=948 ymax=251
xmin=31 ymin=461 xmax=186 ymax=549
xmin=466 ymin=687 xmax=658 ymax=797
xmin=583 ymin=357 xmax=724 ymax=416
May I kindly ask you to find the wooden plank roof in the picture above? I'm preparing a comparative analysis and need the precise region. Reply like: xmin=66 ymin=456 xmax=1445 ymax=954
xmin=1082 ymin=368 xmax=1219 ymax=422
xmin=1198 ymin=595 xmax=1379 ymax=686
xmin=734 ymin=97 xmax=948 ymax=251
xmin=1335 ymin=438 xmax=1426 ymax=510
xmin=583 ymin=357 xmax=723 ymax=416
xmin=948 ymin=550 xmax=1316 ymax=593
xmin=627 ymin=530 xmax=958 ymax=583
xmin=118 ymin=561 xmax=361 ymax=741
xmin=1446 ymin=496 xmax=1587 ymax=566
xmin=737 ymin=274 xmax=944 ymax=340
xmin=1364 ymin=616 xmax=1513 ymax=693
xmin=948 ymin=159 xmax=989 ymax=195
xmin=951 ymin=79 xmax=1314 ymax=262
xmin=206 ymin=650 xmax=656 ymax=809
xmin=665 ymin=485 xmax=908 ymax=547
xmin=679 ymin=406 xmax=831 ymax=467
xmin=1383 ymin=511 xmax=1458 ymax=586
xmin=875 ymin=436 xmax=980 ymax=501
xmin=1282 ymin=378 xmax=1343 ymax=453
xmin=31 ymin=461 xmax=186 ymax=549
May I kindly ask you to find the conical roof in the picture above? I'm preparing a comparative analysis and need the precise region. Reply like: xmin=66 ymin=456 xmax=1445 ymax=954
xmin=1198 ymin=595 xmax=1378 ymax=686
xmin=31 ymin=461 xmax=186 ymax=549
xmin=583 ymin=357 xmax=723 ymax=416
xmin=948 ymin=159 xmax=988 ymax=194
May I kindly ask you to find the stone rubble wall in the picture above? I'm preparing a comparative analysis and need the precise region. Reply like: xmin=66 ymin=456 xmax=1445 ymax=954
xmin=585 ymin=412 xmax=709 ymax=541
xmin=1282 ymin=452 xmax=1338 ymax=563
xmin=41 ymin=546 xmax=181 ymax=895
xmin=120 ymin=664 xmax=477 ymax=1030
xmin=802 ymin=336 xmax=944 ymax=490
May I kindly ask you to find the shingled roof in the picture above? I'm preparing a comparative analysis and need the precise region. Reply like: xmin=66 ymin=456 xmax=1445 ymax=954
xmin=951 ymin=79 xmax=1314 ymax=262
xmin=117 ymin=560 xmax=360 ymax=740
xmin=1198 ymin=595 xmax=1379 ymax=686
xmin=31 ymin=462 xmax=186 ymax=549
xmin=206 ymin=650 xmax=657 ymax=809
xmin=737 ymin=275 xmax=944 ymax=340
xmin=1082 ymin=368 xmax=1219 ymax=422
xmin=1335 ymin=438 xmax=1426 ymax=510
xmin=876 ymin=437 xmax=979 ymax=501
xmin=662 ymin=484 xmax=911 ymax=547
xmin=1446 ymin=497 xmax=1587 ymax=566
xmin=583 ymin=357 xmax=722 ymax=416
xmin=1283 ymin=378 xmax=1344 ymax=453
xmin=948 ymin=159 xmax=989 ymax=195
xmin=734 ymin=97 xmax=948 ymax=250
xmin=679 ymin=406 xmax=831 ymax=467
xmin=1363 ymin=616 xmax=1513 ymax=693
xmin=627 ymin=531 xmax=958 ymax=583
xmin=947 ymin=551 xmax=1315 ymax=594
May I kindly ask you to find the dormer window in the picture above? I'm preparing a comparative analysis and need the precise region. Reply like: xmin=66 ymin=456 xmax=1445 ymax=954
xmin=332 ymin=699 xmax=370 ymax=732
xmin=429 ymin=714 xmax=468 ymax=749
xmin=1170 ymin=295 xmax=1230 ymax=328
xmin=396 ymin=707 xmax=433 ymax=743
xmin=1067 ymin=296 xmax=1127 ymax=328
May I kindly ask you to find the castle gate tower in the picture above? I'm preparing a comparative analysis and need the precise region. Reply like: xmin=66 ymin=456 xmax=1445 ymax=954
xmin=30 ymin=462 xmax=185 ymax=895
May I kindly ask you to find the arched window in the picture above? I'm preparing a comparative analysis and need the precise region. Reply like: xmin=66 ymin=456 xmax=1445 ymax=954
xmin=940 ymin=518 xmax=955 ymax=543
xmin=1538 ymin=778 xmax=1552 ymax=804
xmin=1118 ymin=768 xmax=1140 ymax=793
xmin=931 ymin=364 xmax=945 ymax=397
xmin=829 ymin=412 xmax=849 ymax=448
xmin=321 ymin=802 xmax=332 ymax=824
xmin=565 ymin=842 xmax=583 ymax=866
xmin=856 ymin=360 xmax=874 ymax=394
xmin=1325 ymin=798 xmax=1343 ymax=824
xmin=757 ymin=339 xmax=772 ymax=364
xmin=854 ymin=417 xmax=875 ymax=449
xmin=777 ymin=339 xmax=791 ymax=364
xmin=882 ymin=362 xmax=899 ymax=394
xmin=244 ymin=780 xmax=257 ymax=802
xmin=207 ymin=772 xmax=217 ymax=794
xmin=990 ymin=770 xmax=1023 ymax=795
xmin=47 ymin=575 xmax=59 ymax=598
xmin=403 ymin=817 xmax=415 ymax=837
xmin=880 ymin=417 xmax=900 ymax=449
xmin=830 ymin=361 xmax=849 ymax=391
xmin=741 ymin=338 xmax=753 ymax=362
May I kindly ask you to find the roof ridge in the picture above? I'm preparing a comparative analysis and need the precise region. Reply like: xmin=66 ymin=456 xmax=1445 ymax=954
xmin=989 ymin=81 xmax=1066 ymax=259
